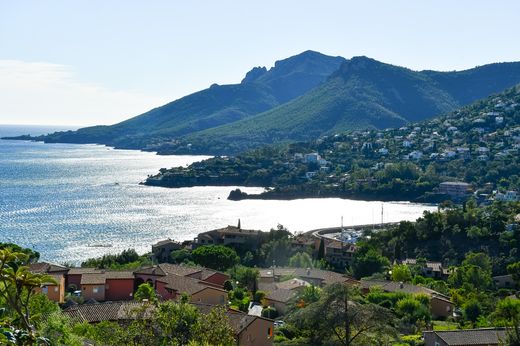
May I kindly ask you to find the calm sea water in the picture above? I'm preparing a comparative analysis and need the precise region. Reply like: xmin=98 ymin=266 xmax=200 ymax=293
xmin=0 ymin=125 xmax=437 ymax=264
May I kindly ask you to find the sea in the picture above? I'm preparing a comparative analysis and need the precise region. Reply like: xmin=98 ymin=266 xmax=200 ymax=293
xmin=0 ymin=125 xmax=437 ymax=264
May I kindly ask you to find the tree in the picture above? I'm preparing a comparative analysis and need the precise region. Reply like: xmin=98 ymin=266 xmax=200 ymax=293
xmin=351 ymin=244 xmax=390 ymax=279
xmin=291 ymin=283 xmax=396 ymax=345
xmin=0 ymin=248 xmax=56 ymax=336
xmin=396 ymin=297 xmax=431 ymax=329
xmin=507 ymin=261 xmax=520 ymax=286
xmin=233 ymin=266 xmax=259 ymax=293
xmin=170 ymin=249 xmax=192 ymax=264
xmin=194 ymin=306 xmax=235 ymax=345
xmin=391 ymin=264 xmax=412 ymax=283
xmin=492 ymin=298 xmax=520 ymax=344
xmin=463 ymin=299 xmax=483 ymax=325
xmin=134 ymin=283 xmax=157 ymax=303
xmin=289 ymin=252 xmax=314 ymax=268
xmin=297 ymin=285 xmax=321 ymax=307
xmin=317 ymin=238 xmax=325 ymax=260
xmin=191 ymin=245 xmax=239 ymax=271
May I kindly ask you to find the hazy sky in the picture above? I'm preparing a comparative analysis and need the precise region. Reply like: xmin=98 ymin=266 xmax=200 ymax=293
xmin=1 ymin=1 xmax=520 ymax=126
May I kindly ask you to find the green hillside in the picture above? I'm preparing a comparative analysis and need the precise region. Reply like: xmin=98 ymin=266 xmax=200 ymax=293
xmin=146 ymin=84 xmax=520 ymax=202
xmin=30 ymin=50 xmax=345 ymax=149
xmin=173 ymin=57 xmax=520 ymax=154
xmin=9 ymin=54 xmax=520 ymax=156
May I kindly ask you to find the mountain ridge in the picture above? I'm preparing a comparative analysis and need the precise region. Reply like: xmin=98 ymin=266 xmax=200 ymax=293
xmin=7 ymin=52 xmax=520 ymax=155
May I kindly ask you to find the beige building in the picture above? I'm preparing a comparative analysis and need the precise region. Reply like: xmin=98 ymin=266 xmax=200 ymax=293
xmin=29 ymin=262 xmax=69 ymax=303
xmin=438 ymin=181 xmax=472 ymax=197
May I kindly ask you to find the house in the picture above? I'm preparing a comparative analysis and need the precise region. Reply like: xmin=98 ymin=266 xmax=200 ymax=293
xmin=361 ymin=280 xmax=454 ymax=318
xmin=80 ymin=271 xmax=135 ymax=301
xmin=438 ymin=182 xmax=472 ymax=197
xmin=151 ymin=239 xmax=182 ymax=263
xmin=263 ymin=288 xmax=298 ymax=315
xmin=258 ymin=267 xmax=357 ymax=288
xmin=134 ymin=263 xmax=229 ymax=303
xmin=423 ymin=328 xmax=507 ymax=346
xmin=29 ymin=262 xmax=69 ymax=303
xmin=197 ymin=305 xmax=274 ymax=346
xmin=134 ymin=263 xmax=229 ymax=289
xmin=193 ymin=225 xmax=261 ymax=248
xmin=155 ymin=274 xmax=228 ymax=305
xmin=493 ymin=274 xmax=516 ymax=289
xmin=401 ymin=259 xmax=448 ymax=279
xmin=66 ymin=267 xmax=103 ymax=291
xmin=275 ymin=278 xmax=310 ymax=291
xmin=63 ymin=301 xmax=274 ymax=346
xmin=324 ymin=240 xmax=356 ymax=267
xmin=304 ymin=153 xmax=321 ymax=164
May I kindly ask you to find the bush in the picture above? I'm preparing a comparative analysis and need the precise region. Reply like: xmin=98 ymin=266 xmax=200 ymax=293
xmin=254 ymin=290 xmax=266 ymax=303
xmin=223 ymin=280 xmax=233 ymax=291
xmin=262 ymin=307 xmax=279 ymax=319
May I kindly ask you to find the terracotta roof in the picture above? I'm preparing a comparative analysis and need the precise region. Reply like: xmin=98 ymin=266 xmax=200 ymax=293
xmin=63 ymin=301 xmax=153 ymax=323
xmin=64 ymin=301 xmax=271 ymax=337
xmin=81 ymin=273 xmax=107 ymax=285
xmin=294 ymin=268 xmax=355 ymax=285
xmin=157 ymin=274 xmax=225 ymax=295
xmin=29 ymin=262 xmax=69 ymax=274
xmin=105 ymin=271 xmax=134 ymax=280
xmin=215 ymin=226 xmax=260 ymax=235
xmin=134 ymin=264 xmax=202 ymax=277
xmin=80 ymin=271 xmax=134 ymax=285
xmin=424 ymin=328 xmax=507 ymax=345
xmin=265 ymin=288 xmax=297 ymax=303
xmin=276 ymin=278 xmax=310 ymax=290
xmin=258 ymin=267 xmax=357 ymax=286
xmin=152 ymin=239 xmax=178 ymax=247
xmin=68 ymin=268 xmax=102 ymax=275
xmin=258 ymin=267 xmax=297 ymax=278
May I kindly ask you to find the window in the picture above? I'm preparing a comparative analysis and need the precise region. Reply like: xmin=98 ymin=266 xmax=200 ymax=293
xmin=42 ymin=286 xmax=48 ymax=294
xmin=267 ymin=327 xmax=272 ymax=336
xmin=54 ymin=287 xmax=59 ymax=293
xmin=93 ymin=287 xmax=99 ymax=294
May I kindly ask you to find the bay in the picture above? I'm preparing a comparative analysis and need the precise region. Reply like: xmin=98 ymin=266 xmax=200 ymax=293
xmin=0 ymin=126 xmax=437 ymax=264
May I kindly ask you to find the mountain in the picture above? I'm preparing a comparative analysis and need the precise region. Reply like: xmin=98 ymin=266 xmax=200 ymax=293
xmin=177 ymin=57 xmax=520 ymax=154
xmin=10 ymin=53 xmax=520 ymax=155
xmin=32 ymin=50 xmax=345 ymax=149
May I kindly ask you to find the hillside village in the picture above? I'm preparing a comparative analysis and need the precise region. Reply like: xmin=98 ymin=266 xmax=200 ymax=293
xmin=146 ymin=86 xmax=520 ymax=203
xmin=2 ymin=201 xmax=519 ymax=345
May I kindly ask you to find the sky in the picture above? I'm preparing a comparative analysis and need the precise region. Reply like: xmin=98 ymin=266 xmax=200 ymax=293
xmin=1 ymin=1 xmax=520 ymax=126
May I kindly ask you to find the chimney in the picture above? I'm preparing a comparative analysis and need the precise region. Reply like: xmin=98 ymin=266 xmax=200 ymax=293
xmin=307 ymin=268 xmax=311 ymax=276
xmin=237 ymin=219 xmax=241 ymax=230
xmin=399 ymin=281 xmax=404 ymax=289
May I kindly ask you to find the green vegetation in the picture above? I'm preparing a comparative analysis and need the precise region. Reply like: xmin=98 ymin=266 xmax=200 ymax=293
xmin=81 ymin=248 xmax=151 ymax=269
xmin=147 ymin=85 xmax=520 ymax=202
xmin=191 ymin=245 xmax=239 ymax=271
